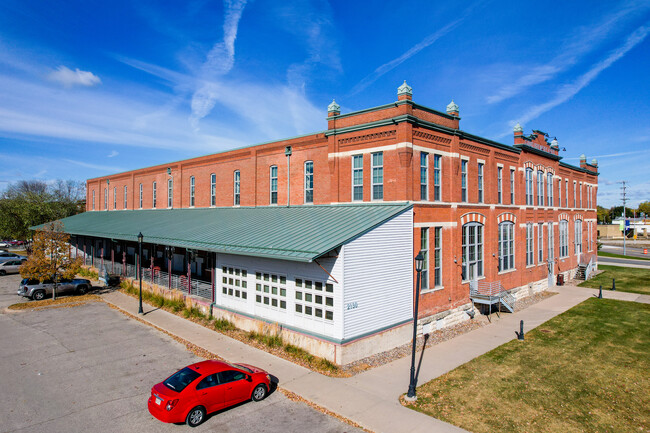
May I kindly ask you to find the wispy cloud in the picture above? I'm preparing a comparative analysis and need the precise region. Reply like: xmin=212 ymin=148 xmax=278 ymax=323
xmin=500 ymin=21 xmax=650 ymax=137
xmin=48 ymin=65 xmax=101 ymax=88
xmin=63 ymin=159 xmax=124 ymax=172
xmin=190 ymin=0 xmax=248 ymax=128
xmin=107 ymin=150 xmax=119 ymax=158
xmin=487 ymin=2 xmax=650 ymax=104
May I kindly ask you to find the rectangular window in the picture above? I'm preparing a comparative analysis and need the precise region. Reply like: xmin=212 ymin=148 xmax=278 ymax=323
xmin=254 ymin=271 xmax=285 ymax=309
xmin=222 ymin=266 xmax=248 ymax=300
xmin=293 ymin=277 xmax=334 ymax=321
xmin=461 ymin=160 xmax=467 ymax=202
xmin=559 ymin=220 xmax=568 ymax=257
xmin=234 ymin=170 xmax=240 ymax=206
xmin=558 ymin=178 xmax=561 ymax=208
xmin=497 ymin=166 xmax=502 ymax=204
xmin=434 ymin=227 xmax=442 ymax=287
xmin=190 ymin=176 xmax=195 ymax=207
xmin=548 ymin=221 xmax=554 ymax=261
xmin=152 ymin=182 xmax=157 ymax=208
xmin=526 ymin=223 xmax=534 ymax=266
xmin=579 ymin=182 xmax=583 ymax=208
xmin=510 ymin=168 xmax=515 ymax=204
xmin=565 ymin=179 xmax=569 ymax=208
xmin=573 ymin=181 xmax=576 ymax=208
xmin=372 ymin=152 xmax=383 ymax=200
xmin=525 ymin=168 xmax=533 ymax=205
xmin=270 ymin=166 xmax=278 ymax=205
xmin=168 ymin=178 xmax=173 ymax=208
xmin=498 ymin=222 xmax=514 ymax=271
xmin=104 ymin=188 xmax=107 ymax=210
xmin=537 ymin=170 xmax=544 ymax=206
xmin=113 ymin=187 xmax=116 ymax=210
xmin=92 ymin=190 xmax=95 ymax=210
xmin=477 ymin=163 xmax=484 ymax=203
xmin=462 ymin=223 xmax=483 ymax=279
xmin=547 ymin=173 xmax=553 ymax=206
xmin=139 ymin=184 xmax=142 ymax=209
xmin=575 ymin=219 xmax=582 ymax=254
xmin=420 ymin=228 xmax=429 ymax=290
xmin=304 ymin=161 xmax=314 ymax=203
xmin=210 ymin=174 xmax=216 ymax=206
xmin=420 ymin=152 xmax=428 ymax=201
xmin=433 ymin=155 xmax=441 ymax=201
xmin=124 ymin=186 xmax=127 ymax=209
xmin=352 ymin=155 xmax=363 ymax=201
xmin=538 ymin=223 xmax=544 ymax=263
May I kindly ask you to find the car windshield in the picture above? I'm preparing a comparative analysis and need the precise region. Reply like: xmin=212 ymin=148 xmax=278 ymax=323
xmin=234 ymin=363 xmax=253 ymax=373
xmin=163 ymin=367 xmax=201 ymax=392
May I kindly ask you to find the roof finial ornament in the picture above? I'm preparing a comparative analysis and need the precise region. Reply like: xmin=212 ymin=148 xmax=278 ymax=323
xmin=446 ymin=99 xmax=459 ymax=114
xmin=397 ymin=80 xmax=413 ymax=98
xmin=327 ymin=99 xmax=340 ymax=115
xmin=513 ymin=122 xmax=523 ymax=133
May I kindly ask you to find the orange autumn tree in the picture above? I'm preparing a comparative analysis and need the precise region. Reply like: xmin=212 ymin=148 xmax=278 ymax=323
xmin=20 ymin=221 xmax=82 ymax=300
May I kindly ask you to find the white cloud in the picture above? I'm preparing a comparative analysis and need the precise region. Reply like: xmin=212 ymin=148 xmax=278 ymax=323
xmin=63 ymin=159 xmax=124 ymax=172
xmin=107 ymin=150 xmax=119 ymax=158
xmin=48 ymin=65 xmax=101 ymax=88
xmin=487 ymin=2 xmax=650 ymax=104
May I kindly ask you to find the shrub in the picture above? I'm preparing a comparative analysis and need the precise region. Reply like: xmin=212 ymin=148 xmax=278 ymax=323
xmin=213 ymin=318 xmax=235 ymax=331
xmin=78 ymin=268 xmax=99 ymax=279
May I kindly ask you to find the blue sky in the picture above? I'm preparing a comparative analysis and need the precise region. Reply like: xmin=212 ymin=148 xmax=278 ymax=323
xmin=0 ymin=0 xmax=649 ymax=208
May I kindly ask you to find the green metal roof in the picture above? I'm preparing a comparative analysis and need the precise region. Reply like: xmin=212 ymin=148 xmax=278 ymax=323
xmin=35 ymin=203 xmax=412 ymax=263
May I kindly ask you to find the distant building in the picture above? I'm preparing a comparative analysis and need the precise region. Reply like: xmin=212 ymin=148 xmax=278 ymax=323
xmin=55 ymin=82 xmax=599 ymax=364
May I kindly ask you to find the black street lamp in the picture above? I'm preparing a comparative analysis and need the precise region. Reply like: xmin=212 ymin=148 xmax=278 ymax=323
xmin=406 ymin=251 xmax=425 ymax=400
xmin=138 ymin=232 xmax=143 ymax=314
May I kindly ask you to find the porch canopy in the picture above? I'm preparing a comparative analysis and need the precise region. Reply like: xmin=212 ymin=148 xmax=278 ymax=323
xmin=33 ymin=203 xmax=412 ymax=263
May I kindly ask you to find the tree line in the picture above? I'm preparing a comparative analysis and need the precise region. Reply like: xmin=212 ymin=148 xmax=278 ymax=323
xmin=0 ymin=180 xmax=85 ymax=241
xmin=597 ymin=201 xmax=650 ymax=224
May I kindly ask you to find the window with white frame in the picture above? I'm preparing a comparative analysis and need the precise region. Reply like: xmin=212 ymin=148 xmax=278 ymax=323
xmin=210 ymin=174 xmax=216 ymax=206
xmin=255 ymin=271 xmax=285 ymax=309
xmin=461 ymin=160 xmax=468 ymax=202
xmin=124 ymin=186 xmax=127 ymax=209
xmin=558 ymin=178 xmax=561 ymax=207
xmin=152 ymin=182 xmax=156 ymax=208
xmin=434 ymin=155 xmax=441 ymax=201
xmin=478 ymin=162 xmax=484 ymax=203
xmin=575 ymin=219 xmax=582 ymax=254
xmin=510 ymin=168 xmax=515 ymax=204
xmin=294 ymin=277 xmax=334 ymax=321
xmin=233 ymin=170 xmax=240 ymax=205
xmin=168 ymin=178 xmax=173 ymax=208
xmin=222 ymin=266 xmax=248 ymax=300
xmin=104 ymin=188 xmax=107 ymax=210
xmin=189 ymin=176 xmax=195 ymax=207
xmin=270 ymin=166 xmax=278 ymax=205
xmin=565 ymin=179 xmax=569 ymax=208
xmin=372 ymin=152 xmax=383 ymax=200
xmin=537 ymin=170 xmax=544 ymax=206
xmin=92 ymin=190 xmax=95 ymax=210
xmin=498 ymin=222 xmax=514 ymax=271
xmin=304 ymin=161 xmax=314 ymax=203
xmin=138 ymin=184 xmax=142 ymax=209
xmin=420 ymin=228 xmax=429 ymax=290
xmin=420 ymin=152 xmax=428 ymax=201
xmin=560 ymin=220 xmax=569 ymax=257
xmin=352 ymin=155 xmax=363 ymax=201
xmin=538 ymin=223 xmax=544 ymax=263
xmin=526 ymin=223 xmax=534 ymax=266
xmin=588 ymin=221 xmax=592 ymax=250
xmin=547 ymin=173 xmax=553 ymax=206
xmin=113 ymin=187 xmax=116 ymax=209
xmin=462 ymin=222 xmax=483 ymax=280
xmin=573 ymin=181 xmax=576 ymax=208
xmin=434 ymin=227 xmax=442 ymax=287
xmin=525 ymin=168 xmax=533 ymax=205
xmin=580 ymin=182 xmax=583 ymax=208
xmin=548 ymin=221 xmax=554 ymax=260
xmin=497 ymin=166 xmax=502 ymax=204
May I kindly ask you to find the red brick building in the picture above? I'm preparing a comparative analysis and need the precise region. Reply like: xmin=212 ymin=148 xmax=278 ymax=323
xmin=79 ymin=81 xmax=598 ymax=362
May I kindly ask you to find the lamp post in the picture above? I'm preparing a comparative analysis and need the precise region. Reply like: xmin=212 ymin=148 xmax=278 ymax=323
xmin=138 ymin=232 xmax=143 ymax=314
xmin=406 ymin=251 xmax=425 ymax=400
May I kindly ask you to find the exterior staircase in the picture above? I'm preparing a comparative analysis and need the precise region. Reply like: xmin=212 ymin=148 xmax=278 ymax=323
xmin=574 ymin=264 xmax=588 ymax=281
xmin=469 ymin=280 xmax=515 ymax=320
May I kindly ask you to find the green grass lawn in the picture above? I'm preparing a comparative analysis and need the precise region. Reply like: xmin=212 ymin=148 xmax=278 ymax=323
xmin=579 ymin=265 xmax=650 ymax=295
xmin=404 ymin=298 xmax=650 ymax=433
xmin=598 ymin=251 xmax=650 ymax=261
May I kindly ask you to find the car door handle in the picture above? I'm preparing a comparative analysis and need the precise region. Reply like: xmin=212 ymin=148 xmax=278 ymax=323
xmin=201 ymin=392 xmax=208 ymax=395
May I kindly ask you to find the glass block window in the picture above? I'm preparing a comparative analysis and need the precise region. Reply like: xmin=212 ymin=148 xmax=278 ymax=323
xmin=104 ymin=188 xmax=108 ymax=210
xmin=352 ymin=155 xmax=363 ymax=201
xmin=255 ymin=271 xmax=286 ymax=310
xmin=294 ymin=278 xmax=334 ymax=321
xmin=92 ymin=190 xmax=95 ymax=210
xmin=221 ymin=266 xmax=248 ymax=300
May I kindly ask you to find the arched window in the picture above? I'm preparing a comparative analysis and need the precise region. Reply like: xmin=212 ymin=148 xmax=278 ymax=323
xmin=462 ymin=222 xmax=483 ymax=280
xmin=525 ymin=168 xmax=533 ymax=205
xmin=210 ymin=173 xmax=216 ymax=206
xmin=559 ymin=220 xmax=569 ymax=257
xmin=189 ymin=176 xmax=195 ymax=207
xmin=498 ymin=221 xmax=514 ymax=271
xmin=537 ymin=170 xmax=544 ymax=206
xmin=574 ymin=219 xmax=582 ymax=254
xmin=234 ymin=170 xmax=240 ymax=205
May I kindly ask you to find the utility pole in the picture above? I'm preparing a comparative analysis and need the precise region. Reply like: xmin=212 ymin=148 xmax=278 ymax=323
xmin=618 ymin=181 xmax=628 ymax=255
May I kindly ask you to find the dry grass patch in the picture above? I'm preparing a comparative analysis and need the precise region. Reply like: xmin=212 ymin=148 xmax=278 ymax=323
xmin=404 ymin=298 xmax=650 ymax=433
xmin=8 ymin=294 xmax=101 ymax=310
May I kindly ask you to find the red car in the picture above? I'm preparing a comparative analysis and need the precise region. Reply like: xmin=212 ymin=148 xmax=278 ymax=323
xmin=148 ymin=360 xmax=271 ymax=427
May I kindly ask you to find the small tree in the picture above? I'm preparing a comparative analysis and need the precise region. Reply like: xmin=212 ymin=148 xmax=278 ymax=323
xmin=20 ymin=221 xmax=82 ymax=300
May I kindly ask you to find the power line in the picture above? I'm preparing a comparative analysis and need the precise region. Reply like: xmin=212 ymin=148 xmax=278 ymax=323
xmin=618 ymin=181 xmax=628 ymax=255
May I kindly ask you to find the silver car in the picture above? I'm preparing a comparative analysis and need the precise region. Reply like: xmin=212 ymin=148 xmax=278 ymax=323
xmin=18 ymin=278 xmax=92 ymax=301
xmin=0 ymin=252 xmax=27 ymax=263
xmin=0 ymin=259 xmax=26 ymax=276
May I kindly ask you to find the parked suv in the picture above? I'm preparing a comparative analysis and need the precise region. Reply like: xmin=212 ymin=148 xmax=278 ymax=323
xmin=0 ymin=252 xmax=27 ymax=263
xmin=0 ymin=259 xmax=26 ymax=275
xmin=18 ymin=277 xmax=92 ymax=301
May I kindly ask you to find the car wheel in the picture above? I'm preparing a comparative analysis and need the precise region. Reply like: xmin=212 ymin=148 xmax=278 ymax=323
xmin=77 ymin=285 xmax=87 ymax=295
xmin=0 ymin=270 xmax=5 ymax=276
xmin=252 ymin=384 xmax=267 ymax=402
xmin=32 ymin=290 xmax=46 ymax=301
xmin=186 ymin=406 xmax=206 ymax=427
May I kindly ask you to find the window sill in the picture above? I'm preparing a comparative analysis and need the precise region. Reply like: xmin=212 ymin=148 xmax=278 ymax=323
xmin=461 ymin=276 xmax=485 ymax=284
xmin=498 ymin=268 xmax=517 ymax=275
xmin=421 ymin=286 xmax=444 ymax=294
xmin=526 ymin=264 xmax=535 ymax=269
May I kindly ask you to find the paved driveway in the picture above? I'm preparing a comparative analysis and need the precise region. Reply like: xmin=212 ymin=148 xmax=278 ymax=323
xmin=0 ymin=274 xmax=361 ymax=432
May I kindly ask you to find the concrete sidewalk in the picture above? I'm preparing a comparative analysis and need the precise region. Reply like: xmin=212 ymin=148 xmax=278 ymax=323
xmin=101 ymin=285 xmax=648 ymax=433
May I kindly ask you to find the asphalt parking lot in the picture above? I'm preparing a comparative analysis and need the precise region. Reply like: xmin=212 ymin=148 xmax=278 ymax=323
xmin=0 ymin=274 xmax=362 ymax=432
